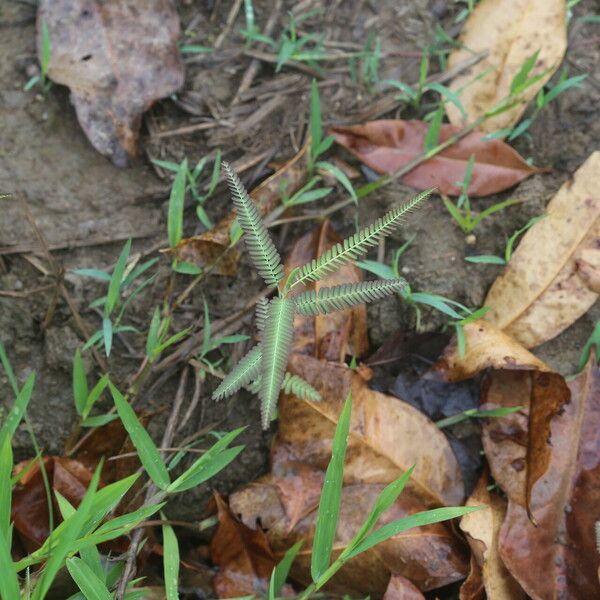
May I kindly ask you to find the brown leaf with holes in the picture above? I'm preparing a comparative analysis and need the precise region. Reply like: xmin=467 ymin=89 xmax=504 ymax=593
xmin=12 ymin=457 xmax=93 ymax=551
xmin=210 ymin=493 xmax=276 ymax=598
xmin=169 ymin=141 xmax=309 ymax=275
xmin=228 ymin=354 xmax=468 ymax=597
xmin=481 ymin=358 xmax=600 ymax=599
xmin=38 ymin=0 xmax=184 ymax=166
xmin=284 ymin=221 xmax=368 ymax=361
xmin=331 ymin=120 xmax=540 ymax=197
xmin=484 ymin=152 xmax=600 ymax=348
xmin=445 ymin=0 xmax=567 ymax=132
xmin=459 ymin=472 xmax=525 ymax=600
xmin=431 ymin=320 xmax=570 ymax=521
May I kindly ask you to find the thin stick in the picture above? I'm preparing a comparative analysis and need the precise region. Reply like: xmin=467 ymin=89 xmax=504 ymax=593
xmin=214 ymin=0 xmax=243 ymax=49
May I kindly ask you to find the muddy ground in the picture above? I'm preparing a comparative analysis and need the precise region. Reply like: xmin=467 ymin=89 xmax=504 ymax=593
xmin=1 ymin=0 xmax=599 ymax=526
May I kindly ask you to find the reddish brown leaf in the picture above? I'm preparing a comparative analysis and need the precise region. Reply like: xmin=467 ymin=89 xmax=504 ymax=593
xmin=431 ymin=321 xmax=570 ymax=521
xmin=284 ymin=221 xmax=368 ymax=360
xmin=482 ymin=358 xmax=600 ymax=599
xmin=169 ymin=141 xmax=310 ymax=275
xmin=210 ymin=493 xmax=276 ymax=598
xmin=38 ymin=0 xmax=184 ymax=167
xmin=460 ymin=556 xmax=485 ymax=600
xmin=331 ymin=120 xmax=540 ymax=197
xmin=12 ymin=457 xmax=93 ymax=551
xmin=383 ymin=575 xmax=426 ymax=600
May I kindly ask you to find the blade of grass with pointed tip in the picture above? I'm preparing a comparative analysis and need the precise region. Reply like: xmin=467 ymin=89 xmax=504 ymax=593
xmin=105 ymin=239 xmax=132 ymax=317
xmin=162 ymin=516 xmax=180 ymax=600
xmin=66 ymin=557 xmax=113 ymax=600
xmin=0 ymin=372 xmax=35 ymax=450
xmin=0 ymin=525 xmax=19 ymax=600
xmin=110 ymin=384 xmax=170 ymax=490
xmin=0 ymin=437 xmax=12 ymax=538
xmin=73 ymin=349 xmax=88 ymax=416
xmin=269 ymin=540 xmax=303 ymax=600
xmin=168 ymin=159 xmax=188 ymax=247
xmin=311 ymin=392 xmax=352 ymax=581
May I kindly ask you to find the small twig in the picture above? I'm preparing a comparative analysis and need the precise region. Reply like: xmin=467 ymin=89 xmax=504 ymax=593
xmin=214 ymin=0 xmax=243 ymax=49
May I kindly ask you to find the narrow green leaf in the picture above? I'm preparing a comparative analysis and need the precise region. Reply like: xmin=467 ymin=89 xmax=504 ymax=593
xmin=40 ymin=20 xmax=52 ymax=76
xmin=0 ymin=372 xmax=35 ymax=450
xmin=73 ymin=349 xmax=88 ymax=416
xmin=311 ymin=392 xmax=352 ymax=581
xmin=0 ymin=525 xmax=20 ymax=600
xmin=102 ymin=317 xmax=113 ymax=357
xmin=465 ymin=255 xmax=506 ymax=265
xmin=510 ymin=50 xmax=540 ymax=95
xmin=355 ymin=260 xmax=396 ymax=280
xmin=105 ymin=239 xmax=132 ymax=316
xmin=436 ymin=406 xmax=523 ymax=429
xmin=82 ymin=414 xmax=118 ymax=427
xmin=71 ymin=268 xmax=111 ymax=281
xmin=316 ymin=161 xmax=357 ymax=203
xmin=0 ymin=437 xmax=13 ymax=537
xmin=310 ymin=79 xmax=323 ymax=161
xmin=424 ymin=106 xmax=444 ymax=152
xmin=212 ymin=345 xmax=262 ymax=401
xmin=66 ymin=557 xmax=113 ymax=600
xmin=348 ymin=506 xmax=481 ymax=558
xmin=260 ymin=298 xmax=296 ymax=428
xmin=110 ymin=384 xmax=170 ymax=490
xmin=168 ymin=159 xmax=188 ymax=247
xmin=162 ymin=517 xmax=180 ymax=600
xmin=268 ymin=540 xmax=303 ymax=600
xmin=79 ymin=543 xmax=104 ymax=581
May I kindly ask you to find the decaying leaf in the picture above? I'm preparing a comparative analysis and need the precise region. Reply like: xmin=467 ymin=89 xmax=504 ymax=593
xmin=38 ymin=0 xmax=184 ymax=167
xmin=210 ymin=493 xmax=276 ymax=598
xmin=459 ymin=472 xmax=525 ymax=600
xmin=383 ymin=574 xmax=426 ymax=600
xmin=446 ymin=0 xmax=567 ymax=132
xmin=484 ymin=152 xmax=600 ymax=348
xmin=228 ymin=353 xmax=468 ymax=597
xmin=482 ymin=358 xmax=600 ymax=599
xmin=169 ymin=141 xmax=310 ymax=275
xmin=285 ymin=221 xmax=368 ymax=361
xmin=331 ymin=120 xmax=539 ymax=197
xmin=431 ymin=321 xmax=570 ymax=520
xmin=12 ymin=457 xmax=93 ymax=551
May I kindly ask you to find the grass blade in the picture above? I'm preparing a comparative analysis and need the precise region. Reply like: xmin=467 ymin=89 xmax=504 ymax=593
xmin=0 ymin=372 xmax=35 ymax=450
xmin=168 ymin=159 xmax=188 ymax=247
xmin=268 ymin=540 xmax=303 ymax=600
xmin=66 ymin=557 xmax=113 ymax=600
xmin=0 ymin=525 xmax=19 ymax=600
xmin=0 ymin=437 xmax=13 ymax=538
xmin=105 ymin=239 xmax=132 ymax=317
xmin=110 ymin=384 xmax=170 ymax=490
xmin=162 ymin=517 xmax=180 ymax=600
xmin=72 ymin=349 xmax=88 ymax=416
xmin=311 ymin=392 xmax=352 ymax=581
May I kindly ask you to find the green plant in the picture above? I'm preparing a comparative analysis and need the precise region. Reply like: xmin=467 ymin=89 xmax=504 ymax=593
xmin=578 ymin=321 xmax=600 ymax=372
xmin=454 ymin=0 xmax=480 ymax=22
xmin=25 ymin=20 xmax=53 ymax=93
xmin=441 ymin=155 xmax=521 ymax=234
xmin=213 ymin=164 xmax=430 ymax=428
xmin=0 ymin=343 xmax=245 ymax=598
xmin=266 ymin=393 xmax=480 ymax=598
xmin=436 ymin=405 xmax=523 ymax=429
xmin=465 ymin=214 xmax=545 ymax=265
xmin=73 ymin=241 xmax=159 ymax=357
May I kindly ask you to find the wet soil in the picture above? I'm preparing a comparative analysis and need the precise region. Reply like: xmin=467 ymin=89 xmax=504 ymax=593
xmin=1 ymin=0 xmax=599 ymax=527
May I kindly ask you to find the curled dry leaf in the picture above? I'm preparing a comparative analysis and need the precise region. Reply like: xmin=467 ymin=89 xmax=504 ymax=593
xmin=38 ymin=0 xmax=184 ymax=167
xmin=331 ymin=120 xmax=539 ymax=197
xmin=169 ymin=140 xmax=310 ymax=275
xmin=482 ymin=358 xmax=600 ymax=599
xmin=383 ymin=574 xmax=426 ymax=600
xmin=445 ymin=0 xmax=567 ymax=132
xmin=431 ymin=321 xmax=570 ymax=520
xmin=284 ymin=221 xmax=368 ymax=361
xmin=210 ymin=493 xmax=276 ymax=598
xmin=229 ymin=354 xmax=468 ymax=597
xmin=484 ymin=152 xmax=600 ymax=348
xmin=459 ymin=472 xmax=525 ymax=600
xmin=12 ymin=457 xmax=93 ymax=551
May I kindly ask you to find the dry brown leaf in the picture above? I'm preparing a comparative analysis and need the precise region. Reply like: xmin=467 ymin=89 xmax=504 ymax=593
xmin=460 ymin=556 xmax=485 ymax=600
xmin=445 ymin=0 xmax=567 ymax=132
xmin=482 ymin=358 xmax=600 ymax=599
xmin=459 ymin=472 xmax=525 ymax=600
xmin=331 ymin=120 xmax=540 ymax=197
xmin=383 ymin=575 xmax=426 ymax=600
xmin=484 ymin=152 xmax=600 ymax=348
xmin=169 ymin=141 xmax=309 ymax=275
xmin=431 ymin=321 xmax=570 ymax=520
xmin=228 ymin=353 xmax=468 ymax=597
xmin=284 ymin=222 xmax=368 ymax=360
xmin=210 ymin=493 xmax=276 ymax=598
xmin=38 ymin=0 xmax=184 ymax=166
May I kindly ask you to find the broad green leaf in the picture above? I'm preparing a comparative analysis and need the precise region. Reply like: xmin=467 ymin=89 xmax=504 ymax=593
xmin=66 ymin=557 xmax=113 ymax=600
xmin=311 ymin=392 xmax=352 ymax=581
xmin=110 ymin=384 xmax=170 ymax=490
xmin=268 ymin=540 xmax=303 ymax=600
xmin=162 ymin=517 xmax=180 ymax=600
xmin=168 ymin=159 xmax=188 ymax=247
xmin=73 ymin=349 xmax=88 ymax=416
